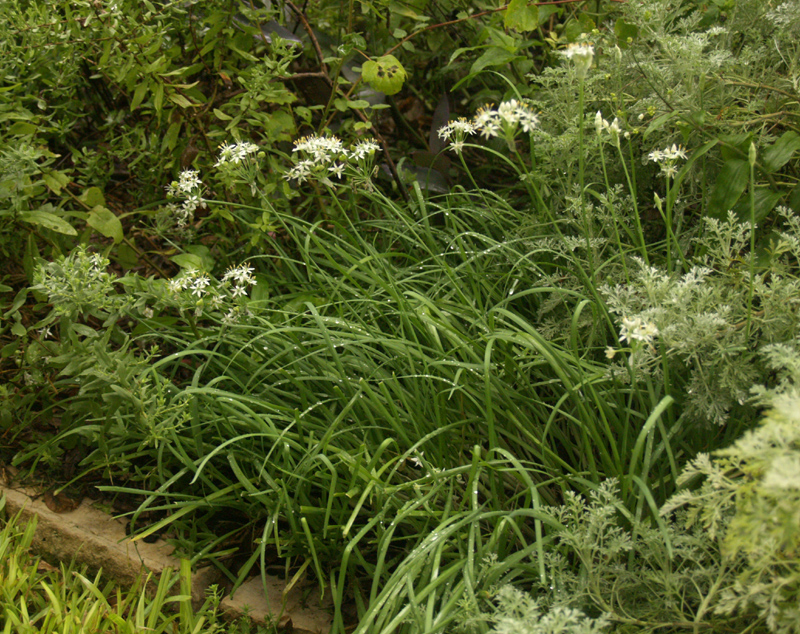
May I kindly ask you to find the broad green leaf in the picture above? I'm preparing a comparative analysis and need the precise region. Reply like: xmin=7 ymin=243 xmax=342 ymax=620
xmin=361 ymin=55 xmax=407 ymax=96
xmin=504 ymin=0 xmax=539 ymax=32
xmin=162 ymin=121 xmax=182 ymax=152
xmin=8 ymin=122 xmax=37 ymax=136
xmin=469 ymin=47 xmax=521 ymax=77
xmin=171 ymin=253 xmax=204 ymax=270
xmin=708 ymin=159 xmax=749 ymax=217
xmin=87 ymin=205 xmax=124 ymax=244
xmin=0 ymin=284 xmax=12 ymax=293
xmin=732 ymin=188 xmax=784 ymax=224
xmin=762 ymin=131 xmax=800 ymax=173
xmin=184 ymin=245 xmax=216 ymax=271
xmin=19 ymin=208 xmax=77 ymax=235
xmin=213 ymin=108 xmax=232 ymax=121
xmin=614 ymin=18 xmax=639 ymax=46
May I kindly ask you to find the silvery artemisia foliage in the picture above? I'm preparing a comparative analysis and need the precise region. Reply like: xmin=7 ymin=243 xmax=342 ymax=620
xmin=600 ymin=207 xmax=800 ymax=426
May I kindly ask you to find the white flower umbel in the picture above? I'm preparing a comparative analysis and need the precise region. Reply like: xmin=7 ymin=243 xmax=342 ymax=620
xmin=164 ymin=168 xmax=207 ymax=229
xmin=284 ymin=135 xmax=381 ymax=186
xmin=648 ymin=144 xmax=687 ymax=179
xmin=619 ymin=316 xmax=659 ymax=345
xmin=215 ymin=141 xmax=259 ymax=167
xmin=455 ymin=100 xmax=538 ymax=148
xmin=561 ymin=42 xmax=594 ymax=80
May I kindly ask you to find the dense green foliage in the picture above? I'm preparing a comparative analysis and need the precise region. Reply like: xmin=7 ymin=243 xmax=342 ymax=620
xmin=2 ymin=0 xmax=800 ymax=632
xmin=0 ymin=498 xmax=259 ymax=633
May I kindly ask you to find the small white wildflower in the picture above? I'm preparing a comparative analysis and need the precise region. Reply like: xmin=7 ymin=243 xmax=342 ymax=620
xmin=605 ymin=346 xmax=617 ymax=359
xmin=190 ymin=275 xmax=211 ymax=297
xmin=168 ymin=277 xmax=187 ymax=294
xmin=409 ymin=452 xmax=424 ymax=468
xmin=329 ymin=162 xmax=346 ymax=178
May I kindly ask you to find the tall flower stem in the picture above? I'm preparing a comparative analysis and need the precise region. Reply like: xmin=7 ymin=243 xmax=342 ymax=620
xmin=618 ymin=145 xmax=649 ymax=265
xmin=578 ymin=79 xmax=596 ymax=285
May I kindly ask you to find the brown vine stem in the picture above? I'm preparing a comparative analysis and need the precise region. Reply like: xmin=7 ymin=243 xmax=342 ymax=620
xmin=383 ymin=0 xmax=627 ymax=57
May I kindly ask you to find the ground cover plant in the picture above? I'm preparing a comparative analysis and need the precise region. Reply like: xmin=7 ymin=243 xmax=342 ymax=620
xmin=0 ymin=497 xmax=269 ymax=633
xmin=2 ymin=0 xmax=800 ymax=632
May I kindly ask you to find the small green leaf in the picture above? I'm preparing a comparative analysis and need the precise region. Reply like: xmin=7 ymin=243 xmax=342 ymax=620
xmin=19 ymin=208 xmax=77 ymax=235
xmin=131 ymin=81 xmax=150 ymax=111
xmin=87 ymin=205 xmax=124 ymax=244
xmin=162 ymin=121 xmax=182 ymax=152
xmin=168 ymin=92 xmax=194 ymax=109
xmin=42 ymin=170 xmax=71 ymax=194
xmin=80 ymin=187 xmax=106 ymax=208
xmin=762 ymin=131 xmax=800 ymax=173
xmin=361 ymin=55 xmax=407 ymax=96
xmin=505 ymin=0 xmax=539 ymax=32
xmin=11 ymin=322 xmax=26 ymax=337
xmin=213 ymin=108 xmax=232 ymax=120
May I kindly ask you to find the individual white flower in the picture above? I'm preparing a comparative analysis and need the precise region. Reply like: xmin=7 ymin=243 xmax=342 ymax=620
xmin=168 ymin=277 xmax=186 ymax=294
xmin=605 ymin=346 xmax=617 ymax=359
xmin=329 ymin=162 xmax=346 ymax=179
xmin=450 ymin=140 xmax=466 ymax=154
xmin=190 ymin=275 xmax=211 ymax=297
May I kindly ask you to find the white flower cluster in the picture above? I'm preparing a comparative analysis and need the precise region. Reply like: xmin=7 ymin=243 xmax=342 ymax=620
xmin=437 ymin=100 xmax=538 ymax=152
xmin=284 ymin=135 xmax=380 ymax=185
xmin=164 ymin=169 xmax=207 ymax=229
xmin=648 ymin=144 xmax=687 ymax=179
xmin=560 ymin=42 xmax=594 ymax=79
xmin=221 ymin=263 xmax=257 ymax=298
xmin=215 ymin=141 xmax=259 ymax=167
xmin=167 ymin=264 xmax=257 ymax=320
xmin=618 ymin=316 xmax=660 ymax=345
